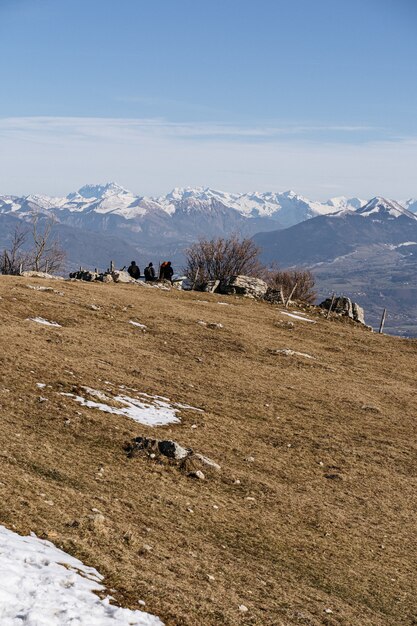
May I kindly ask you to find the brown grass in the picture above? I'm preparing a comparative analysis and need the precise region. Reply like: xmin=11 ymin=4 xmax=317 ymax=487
xmin=0 ymin=276 xmax=416 ymax=626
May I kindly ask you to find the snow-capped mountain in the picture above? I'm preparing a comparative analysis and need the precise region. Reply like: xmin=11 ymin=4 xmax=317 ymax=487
xmin=253 ymin=196 xmax=417 ymax=267
xmin=355 ymin=196 xmax=417 ymax=220
xmin=1 ymin=186 xmax=415 ymax=273
xmin=0 ymin=182 xmax=367 ymax=228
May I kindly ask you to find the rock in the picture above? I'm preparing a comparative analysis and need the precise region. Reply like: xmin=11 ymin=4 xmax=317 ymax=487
xmin=112 ymin=270 xmax=137 ymax=283
xmin=219 ymin=275 xmax=268 ymax=299
xmin=188 ymin=470 xmax=205 ymax=480
xmin=157 ymin=439 xmax=191 ymax=460
xmin=245 ymin=456 xmax=255 ymax=463
xmin=264 ymin=287 xmax=285 ymax=304
xmin=192 ymin=453 xmax=221 ymax=471
xmin=21 ymin=271 xmax=64 ymax=280
xmin=69 ymin=269 xmax=98 ymax=281
xmin=319 ymin=296 xmax=365 ymax=324
xmin=239 ymin=605 xmax=249 ymax=613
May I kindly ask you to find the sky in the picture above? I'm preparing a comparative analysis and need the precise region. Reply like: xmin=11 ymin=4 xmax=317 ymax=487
xmin=0 ymin=0 xmax=417 ymax=199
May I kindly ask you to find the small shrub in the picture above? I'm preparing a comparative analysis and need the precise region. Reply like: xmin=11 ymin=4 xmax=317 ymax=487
xmin=184 ymin=236 xmax=264 ymax=288
xmin=266 ymin=268 xmax=316 ymax=304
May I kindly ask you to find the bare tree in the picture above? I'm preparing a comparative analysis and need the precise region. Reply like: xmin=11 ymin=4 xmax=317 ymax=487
xmin=28 ymin=212 xmax=65 ymax=273
xmin=266 ymin=268 xmax=317 ymax=304
xmin=0 ymin=225 xmax=29 ymax=275
xmin=184 ymin=236 xmax=264 ymax=288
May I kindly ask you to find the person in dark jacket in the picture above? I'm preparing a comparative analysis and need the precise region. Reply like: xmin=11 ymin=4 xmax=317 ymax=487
xmin=159 ymin=261 xmax=174 ymax=283
xmin=144 ymin=262 xmax=156 ymax=282
xmin=127 ymin=261 xmax=140 ymax=280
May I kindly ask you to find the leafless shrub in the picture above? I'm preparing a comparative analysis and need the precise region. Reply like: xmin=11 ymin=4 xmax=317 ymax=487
xmin=28 ymin=213 xmax=65 ymax=273
xmin=184 ymin=236 xmax=264 ymax=288
xmin=1 ymin=213 xmax=65 ymax=275
xmin=0 ymin=225 xmax=30 ymax=275
xmin=266 ymin=268 xmax=316 ymax=304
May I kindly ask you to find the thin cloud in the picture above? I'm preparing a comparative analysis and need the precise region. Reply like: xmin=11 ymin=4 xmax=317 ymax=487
xmin=0 ymin=116 xmax=416 ymax=199
xmin=0 ymin=116 xmax=380 ymax=143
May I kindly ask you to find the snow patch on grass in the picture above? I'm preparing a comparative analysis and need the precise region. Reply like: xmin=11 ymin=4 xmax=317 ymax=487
xmin=62 ymin=387 xmax=202 ymax=427
xmin=280 ymin=312 xmax=316 ymax=323
xmin=27 ymin=317 xmax=62 ymax=327
xmin=0 ymin=524 xmax=163 ymax=625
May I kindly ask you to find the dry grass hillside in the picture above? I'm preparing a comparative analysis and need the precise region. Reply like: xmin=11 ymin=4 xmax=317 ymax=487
xmin=0 ymin=275 xmax=416 ymax=626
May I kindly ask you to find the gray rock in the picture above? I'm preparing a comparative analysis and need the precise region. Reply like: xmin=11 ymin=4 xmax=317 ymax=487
xmin=319 ymin=296 xmax=365 ymax=324
xmin=157 ymin=439 xmax=191 ymax=460
xmin=111 ymin=270 xmax=137 ymax=283
xmin=188 ymin=470 xmax=205 ymax=480
xmin=264 ymin=287 xmax=285 ymax=304
xmin=219 ymin=275 xmax=268 ymax=299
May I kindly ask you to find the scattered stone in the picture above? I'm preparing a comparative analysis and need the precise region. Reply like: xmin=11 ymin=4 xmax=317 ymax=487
xmin=219 ymin=275 xmax=268 ymax=299
xmin=21 ymin=271 xmax=64 ymax=280
xmin=269 ymin=348 xmax=315 ymax=359
xmin=245 ymin=456 xmax=255 ymax=463
xmin=319 ymin=296 xmax=365 ymax=324
xmin=207 ymin=574 xmax=215 ymax=582
xmin=239 ymin=605 xmax=249 ymax=613
xmin=139 ymin=543 xmax=153 ymax=554
xmin=188 ymin=470 xmax=205 ymax=480
xmin=197 ymin=320 xmax=223 ymax=329
xmin=361 ymin=404 xmax=381 ymax=413
xmin=90 ymin=304 xmax=100 ymax=311
xmin=112 ymin=270 xmax=138 ymax=284
xmin=264 ymin=287 xmax=285 ymax=304
xmin=157 ymin=439 xmax=190 ymax=460
xmin=126 ymin=437 xmax=220 ymax=477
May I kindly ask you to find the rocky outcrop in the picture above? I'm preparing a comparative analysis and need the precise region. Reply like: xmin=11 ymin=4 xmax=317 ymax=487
xmin=126 ymin=437 xmax=221 ymax=477
xmin=319 ymin=296 xmax=365 ymax=324
xmin=111 ymin=270 xmax=137 ymax=283
xmin=21 ymin=271 xmax=64 ymax=280
xmin=264 ymin=287 xmax=285 ymax=304
xmin=219 ymin=275 xmax=268 ymax=299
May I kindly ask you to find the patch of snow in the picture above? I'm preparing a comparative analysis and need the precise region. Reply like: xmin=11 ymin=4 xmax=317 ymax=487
xmin=27 ymin=317 xmax=62 ymax=327
xmin=0 ymin=524 xmax=163 ymax=625
xmin=129 ymin=320 xmax=147 ymax=330
xmin=280 ymin=312 xmax=316 ymax=323
xmin=62 ymin=387 xmax=202 ymax=427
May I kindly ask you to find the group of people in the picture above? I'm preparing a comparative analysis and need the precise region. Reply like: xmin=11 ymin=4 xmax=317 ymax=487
xmin=127 ymin=260 xmax=174 ymax=283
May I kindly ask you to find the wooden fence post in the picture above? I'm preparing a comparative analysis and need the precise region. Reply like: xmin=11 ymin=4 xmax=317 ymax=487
xmin=192 ymin=267 xmax=200 ymax=291
xmin=285 ymin=282 xmax=298 ymax=308
xmin=327 ymin=293 xmax=336 ymax=319
xmin=379 ymin=308 xmax=387 ymax=334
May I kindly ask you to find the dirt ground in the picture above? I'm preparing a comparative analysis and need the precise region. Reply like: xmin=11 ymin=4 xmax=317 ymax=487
xmin=0 ymin=275 xmax=416 ymax=626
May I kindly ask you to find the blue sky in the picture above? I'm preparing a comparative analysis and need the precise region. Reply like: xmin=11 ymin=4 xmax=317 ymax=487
xmin=1 ymin=0 xmax=417 ymax=198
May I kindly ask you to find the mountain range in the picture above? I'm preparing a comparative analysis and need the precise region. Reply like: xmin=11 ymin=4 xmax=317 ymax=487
xmin=1 ymin=184 xmax=417 ymax=336
xmin=0 ymin=182 xmax=370 ymax=270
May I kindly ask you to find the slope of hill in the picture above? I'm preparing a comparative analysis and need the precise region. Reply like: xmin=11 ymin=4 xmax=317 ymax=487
xmin=0 ymin=275 xmax=416 ymax=625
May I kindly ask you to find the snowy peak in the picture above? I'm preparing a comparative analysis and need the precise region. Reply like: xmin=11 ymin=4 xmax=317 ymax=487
xmin=357 ymin=197 xmax=417 ymax=221
xmin=68 ymin=182 xmax=130 ymax=200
